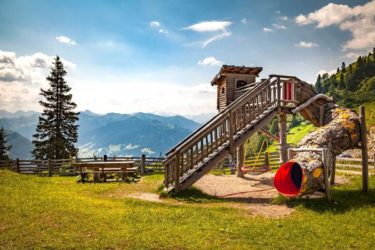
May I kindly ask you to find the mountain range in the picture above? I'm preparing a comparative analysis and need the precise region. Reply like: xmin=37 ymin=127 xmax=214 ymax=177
xmin=0 ymin=110 xmax=202 ymax=159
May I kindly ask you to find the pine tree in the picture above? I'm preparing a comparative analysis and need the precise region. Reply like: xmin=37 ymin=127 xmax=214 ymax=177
xmin=341 ymin=62 xmax=346 ymax=73
xmin=32 ymin=56 xmax=79 ymax=159
xmin=338 ymin=73 xmax=345 ymax=89
xmin=315 ymin=74 xmax=322 ymax=93
xmin=0 ymin=127 xmax=12 ymax=160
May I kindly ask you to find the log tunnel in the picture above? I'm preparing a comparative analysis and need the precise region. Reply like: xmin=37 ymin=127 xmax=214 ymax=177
xmin=273 ymin=99 xmax=362 ymax=197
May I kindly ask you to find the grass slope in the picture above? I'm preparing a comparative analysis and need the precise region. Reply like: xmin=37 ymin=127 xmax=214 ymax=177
xmin=0 ymin=170 xmax=374 ymax=249
xmin=267 ymin=123 xmax=316 ymax=152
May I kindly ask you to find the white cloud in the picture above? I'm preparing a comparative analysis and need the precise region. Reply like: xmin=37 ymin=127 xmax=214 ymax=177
xmin=0 ymin=50 xmax=76 ymax=112
xmin=272 ymin=23 xmax=287 ymax=30
xmin=295 ymin=1 xmax=375 ymax=51
xmin=294 ymin=41 xmax=319 ymax=48
xmin=241 ymin=18 xmax=247 ymax=24
xmin=150 ymin=21 xmax=169 ymax=35
xmin=183 ymin=21 xmax=232 ymax=32
xmin=275 ymin=10 xmax=281 ymax=14
xmin=198 ymin=57 xmax=223 ymax=66
xmin=124 ymin=144 xmax=139 ymax=150
xmin=345 ymin=52 xmax=361 ymax=59
xmin=279 ymin=16 xmax=288 ymax=21
xmin=141 ymin=147 xmax=155 ymax=155
xmin=263 ymin=27 xmax=273 ymax=32
xmin=158 ymin=29 xmax=168 ymax=34
xmin=183 ymin=20 xmax=233 ymax=48
xmin=318 ymin=69 xmax=336 ymax=76
xmin=149 ymin=21 xmax=160 ymax=28
xmin=202 ymin=31 xmax=231 ymax=48
xmin=56 ymin=35 xmax=77 ymax=45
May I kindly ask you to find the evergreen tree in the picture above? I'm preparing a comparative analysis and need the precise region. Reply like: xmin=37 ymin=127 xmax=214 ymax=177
xmin=315 ymin=74 xmax=322 ymax=93
xmin=341 ymin=62 xmax=346 ymax=73
xmin=336 ymin=67 xmax=340 ymax=74
xmin=0 ymin=127 xmax=12 ymax=160
xmin=338 ymin=73 xmax=345 ymax=89
xmin=32 ymin=56 xmax=79 ymax=159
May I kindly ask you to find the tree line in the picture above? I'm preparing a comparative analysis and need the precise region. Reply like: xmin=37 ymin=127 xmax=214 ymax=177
xmin=315 ymin=48 xmax=375 ymax=107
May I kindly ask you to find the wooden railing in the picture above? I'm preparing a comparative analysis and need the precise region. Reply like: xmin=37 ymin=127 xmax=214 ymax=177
xmin=164 ymin=76 xmax=285 ymax=190
xmin=0 ymin=156 xmax=165 ymax=176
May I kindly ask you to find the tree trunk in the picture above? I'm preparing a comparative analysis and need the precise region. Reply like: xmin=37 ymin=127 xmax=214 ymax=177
xmin=274 ymin=105 xmax=361 ymax=196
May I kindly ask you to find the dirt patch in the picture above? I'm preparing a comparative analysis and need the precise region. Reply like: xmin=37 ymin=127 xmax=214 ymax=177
xmin=194 ymin=173 xmax=294 ymax=217
xmin=128 ymin=192 xmax=163 ymax=203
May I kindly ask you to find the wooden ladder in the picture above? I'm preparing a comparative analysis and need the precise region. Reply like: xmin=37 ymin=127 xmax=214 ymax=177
xmin=164 ymin=76 xmax=285 ymax=193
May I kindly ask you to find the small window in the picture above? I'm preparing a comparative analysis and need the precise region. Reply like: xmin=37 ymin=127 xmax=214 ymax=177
xmin=221 ymin=87 xmax=225 ymax=94
xmin=236 ymin=80 xmax=247 ymax=88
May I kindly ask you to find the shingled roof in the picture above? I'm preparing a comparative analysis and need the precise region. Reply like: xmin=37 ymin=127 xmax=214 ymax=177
xmin=211 ymin=65 xmax=263 ymax=85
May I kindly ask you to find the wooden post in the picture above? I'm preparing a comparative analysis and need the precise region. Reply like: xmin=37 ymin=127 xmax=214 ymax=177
xmin=229 ymin=153 xmax=235 ymax=175
xmin=278 ymin=112 xmax=288 ymax=163
xmin=319 ymin=105 xmax=325 ymax=126
xmin=175 ymin=152 xmax=181 ymax=192
xmin=323 ymin=149 xmax=331 ymax=202
xmin=140 ymin=154 xmax=146 ymax=175
xmin=264 ymin=152 xmax=270 ymax=167
xmin=16 ymin=158 xmax=20 ymax=173
xmin=48 ymin=159 xmax=52 ymax=177
xmin=236 ymin=144 xmax=245 ymax=178
xmin=359 ymin=106 xmax=369 ymax=193
xmin=330 ymin=155 xmax=336 ymax=185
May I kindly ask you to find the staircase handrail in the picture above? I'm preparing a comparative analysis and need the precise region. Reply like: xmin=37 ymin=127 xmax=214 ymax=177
xmin=165 ymin=77 xmax=277 ymax=160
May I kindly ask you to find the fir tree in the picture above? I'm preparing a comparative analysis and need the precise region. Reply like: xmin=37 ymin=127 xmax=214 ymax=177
xmin=315 ymin=74 xmax=322 ymax=93
xmin=0 ymin=127 xmax=12 ymax=160
xmin=32 ymin=56 xmax=79 ymax=159
xmin=341 ymin=62 xmax=346 ymax=73
xmin=338 ymin=73 xmax=345 ymax=89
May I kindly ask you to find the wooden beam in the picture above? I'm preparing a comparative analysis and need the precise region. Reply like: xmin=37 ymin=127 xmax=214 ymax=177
xmin=259 ymin=128 xmax=280 ymax=142
xmin=278 ymin=112 xmax=288 ymax=163
xmin=236 ymin=144 xmax=245 ymax=178
xmin=360 ymin=105 xmax=369 ymax=193
xmin=292 ymin=94 xmax=333 ymax=114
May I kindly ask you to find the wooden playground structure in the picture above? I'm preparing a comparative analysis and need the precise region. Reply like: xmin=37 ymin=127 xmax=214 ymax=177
xmin=163 ymin=65 xmax=370 ymax=199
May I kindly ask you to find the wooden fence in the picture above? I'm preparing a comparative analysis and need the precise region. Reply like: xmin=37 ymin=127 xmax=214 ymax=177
xmin=336 ymin=156 xmax=375 ymax=174
xmin=1 ymin=152 xmax=371 ymax=176
xmin=0 ymin=155 xmax=165 ymax=176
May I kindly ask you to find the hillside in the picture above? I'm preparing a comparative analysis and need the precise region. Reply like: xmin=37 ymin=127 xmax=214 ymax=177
xmin=315 ymin=48 xmax=375 ymax=108
xmin=6 ymin=130 xmax=32 ymax=159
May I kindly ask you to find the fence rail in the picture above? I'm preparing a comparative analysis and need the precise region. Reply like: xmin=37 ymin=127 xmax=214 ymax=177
xmin=0 ymin=155 xmax=165 ymax=176
xmin=2 ymin=153 xmax=371 ymax=176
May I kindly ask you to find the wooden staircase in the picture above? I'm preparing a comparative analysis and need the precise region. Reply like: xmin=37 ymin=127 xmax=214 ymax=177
xmin=164 ymin=75 xmax=297 ymax=193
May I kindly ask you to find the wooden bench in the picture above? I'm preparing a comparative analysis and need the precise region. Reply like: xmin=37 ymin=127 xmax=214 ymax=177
xmin=72 ymin=161 xmax=135 ymax=182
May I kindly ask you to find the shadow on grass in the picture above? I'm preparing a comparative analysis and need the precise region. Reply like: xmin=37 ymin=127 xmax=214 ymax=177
xmin=169 ymin=187 xmax=224 ymax=203
xmin=272 ymin=188 xmax=375 ymax=214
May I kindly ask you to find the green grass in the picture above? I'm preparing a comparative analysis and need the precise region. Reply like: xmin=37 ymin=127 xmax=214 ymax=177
xmin=267 ymin=123 xmax=317 ymax=152
xmin=360 ymin=101 xmax=375 ymax=127
xmin=1 ymin=170 xmax=375 ymax=249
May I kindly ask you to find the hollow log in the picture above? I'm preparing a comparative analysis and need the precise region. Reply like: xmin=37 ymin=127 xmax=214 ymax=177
xmin=274 ymin=105 xmax=361 ymax=197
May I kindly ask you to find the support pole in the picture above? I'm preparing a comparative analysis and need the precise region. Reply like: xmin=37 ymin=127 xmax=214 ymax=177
xmin=16 ymin=158 xmax=20 ymax=173
xmin=236 ymin=144 xmax=245 ymax=178
xmin=278 ymin=112 xmax=288 ymax=163
xmin=140 ymin=154 xmax=146 ymax=176
xmin=330 ymin=156 xmax=336 ymax=185
xmin=359 ymin=105 xmax=369 ymax=193
xmin=175 ymin=152 xmax=181 ymax=192
xmin=48 ymin=159 xmax=52 ymax=177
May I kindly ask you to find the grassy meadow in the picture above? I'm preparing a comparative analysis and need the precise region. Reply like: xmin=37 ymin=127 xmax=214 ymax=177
xmin=0 ymin=170 xmax=374 ymax=249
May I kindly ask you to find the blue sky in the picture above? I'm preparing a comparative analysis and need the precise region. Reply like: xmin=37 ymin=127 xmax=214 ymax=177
xmin=0 ymin=0 xmax=374 ymax=115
